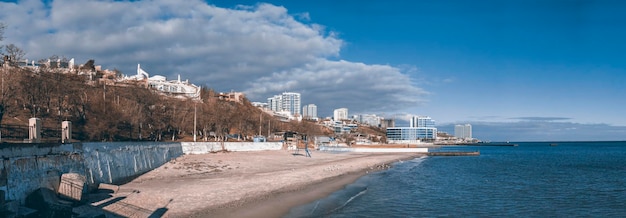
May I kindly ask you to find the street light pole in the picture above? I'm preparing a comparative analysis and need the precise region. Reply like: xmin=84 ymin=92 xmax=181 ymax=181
xmin=193 ymin=103 xmax=197 ymax=142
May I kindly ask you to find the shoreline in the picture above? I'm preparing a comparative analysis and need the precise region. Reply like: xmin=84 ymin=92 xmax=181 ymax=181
xmin=96 ymin=150 xmax=423 ymax=217
xmin=199 ymin=153 xmax=420 ymax=218
xmin=198 ymin=168 xmax=367 ymax=218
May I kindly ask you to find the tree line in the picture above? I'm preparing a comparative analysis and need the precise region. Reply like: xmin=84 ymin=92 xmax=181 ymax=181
xmin=0 ymin=65 xmax=329 ymax=142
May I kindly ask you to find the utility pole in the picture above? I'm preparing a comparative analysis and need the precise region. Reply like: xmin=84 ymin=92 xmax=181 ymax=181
xmin=193 ymin=103 xmax=197 ymax=142
xmin=267 ymin=120 xmax=270 ymax=138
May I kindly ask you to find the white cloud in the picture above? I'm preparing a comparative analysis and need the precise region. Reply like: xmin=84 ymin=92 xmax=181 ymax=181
xmin=0 ymin=0 xmax=428 ymax=117
xmin=245 ymin=59 xmax=429 ymax=116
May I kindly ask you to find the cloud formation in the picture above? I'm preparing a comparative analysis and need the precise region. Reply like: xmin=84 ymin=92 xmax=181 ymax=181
xmin=0 ymin=0 xmax=428 ymax=117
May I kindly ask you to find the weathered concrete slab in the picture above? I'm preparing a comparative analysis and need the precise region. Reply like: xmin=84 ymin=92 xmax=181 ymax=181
xmin=97 ymin=183 xmax=119 ymax=194
xmin=58 ymin=173 xmax=87 ymax=202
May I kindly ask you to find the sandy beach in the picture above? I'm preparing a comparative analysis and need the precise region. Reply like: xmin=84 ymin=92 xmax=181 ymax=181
xmin=92 ymin=150 xmax=423 ymax=217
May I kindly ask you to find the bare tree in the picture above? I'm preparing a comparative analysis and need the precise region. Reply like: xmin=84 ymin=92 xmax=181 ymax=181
xmin=0 ymin=67 xmax=19 ymax=125
xmin=4 ymin=44 xmax=26 ymax=66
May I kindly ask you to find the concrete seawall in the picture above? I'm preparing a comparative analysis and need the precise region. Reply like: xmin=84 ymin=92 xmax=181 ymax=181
xmin=82 ymin=142 xmax=183 ymax=185
xmin=0 ymin=141 xmax=283 ymax=204
xmin=0 ymin=143 xmax=85 ymax=204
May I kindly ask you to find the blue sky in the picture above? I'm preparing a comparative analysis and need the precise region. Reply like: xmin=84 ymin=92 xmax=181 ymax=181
xmin=1 ymin=0 xmax=625 ymax=141
xmin=209 ymin=0 xmax=626 ymax=140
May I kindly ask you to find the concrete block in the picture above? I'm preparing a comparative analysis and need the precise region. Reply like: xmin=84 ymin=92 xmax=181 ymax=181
xmin=58 ymin=173 xmax=87 ymax=202
xmin=97 ymin=183 xmax=119 ymax=193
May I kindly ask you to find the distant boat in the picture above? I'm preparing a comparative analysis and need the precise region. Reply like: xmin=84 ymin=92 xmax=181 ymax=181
xmin=550 ymin=143 xmax=558 ymax=146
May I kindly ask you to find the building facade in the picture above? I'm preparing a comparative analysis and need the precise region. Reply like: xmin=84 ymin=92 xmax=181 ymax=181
xmin=410 ymin=116 xmax=436 ymax=128
xmin=387 ymin=116 xmax=437 ymax=143
xmin=267 ymin=92 xmax=301 ymax=116
xmin=131 ymin=64 xmax=200 ymax=99
xmin=302 ymin=104 xmax=318 ymax=120
xmin=386 ymin=127 xmax=438 ymax=143
xmin=357 ymin=114 xmax=382 ymax=127
xmin=333 ymin=108 xmax=349 ymax=121
xmin=281 ymin=92 xmax=301 ymax=116
xmin=267 ymin=95 xmax=282 ymax=112
xmin=454 ymin=124 xmax=473 ymax=139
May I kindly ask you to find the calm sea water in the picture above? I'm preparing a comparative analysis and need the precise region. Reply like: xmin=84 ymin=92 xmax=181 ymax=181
xmin=285 ymin=141 xmax=626 ymax=217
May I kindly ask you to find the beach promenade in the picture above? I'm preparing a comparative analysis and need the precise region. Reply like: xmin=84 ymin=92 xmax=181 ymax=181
xmin=91 ymin=150 xmax=423 ymax=217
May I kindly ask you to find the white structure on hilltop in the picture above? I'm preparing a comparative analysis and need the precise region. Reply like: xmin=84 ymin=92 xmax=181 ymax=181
xmin=302 ymin=104 xmax=318 ymax=120
xmin=125 ymin=64 xmax=200 ymax=100
xmin=454 ymin=124 xmax=473 ymax=140
xmin=267 ymin=92 xmax=301 ymax=116
xmin=333 ymin=108 xmax=349 ymax=121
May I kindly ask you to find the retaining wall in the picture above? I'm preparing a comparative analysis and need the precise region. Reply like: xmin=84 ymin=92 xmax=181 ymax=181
xmin=0 ymin=141 xmax=284 ymax=203
xmin=81 ymin=142 xmax=183 ymax=185
xmin=0 ymin=143 xmax=85 ymax=204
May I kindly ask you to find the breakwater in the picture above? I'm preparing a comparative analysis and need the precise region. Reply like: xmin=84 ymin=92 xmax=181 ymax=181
xmin=0 ymin=141 xmax=282 ymax=204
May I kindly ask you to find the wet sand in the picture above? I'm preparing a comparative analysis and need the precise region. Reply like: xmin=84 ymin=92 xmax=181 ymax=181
xmin=98 ymin=150 xmax=423 ymax=217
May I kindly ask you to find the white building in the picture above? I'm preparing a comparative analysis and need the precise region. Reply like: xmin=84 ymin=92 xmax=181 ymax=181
xmin=267 ymin=92 xmax=301 ymax=116
xmin=357 ymin=114 xmax=382 ymax=127
xmin=387 ymin=116 xmax=437 ymax=143
xmin=333 ymin=108 xmax=349 ymax=121
xmin=125 ymin=64 xmax=200 ymax=100
xmin=454 ymin=124 xmax=473 ymax=139
xmin=386 ymin=127 xmax=437 ymax=143
xmin=410 ymin=116 xmax=436 ymax=128
xmin=302 ymin=104 xmax=318 ymax=120
xmin=267 ymin=95 xmax=282 ymax=112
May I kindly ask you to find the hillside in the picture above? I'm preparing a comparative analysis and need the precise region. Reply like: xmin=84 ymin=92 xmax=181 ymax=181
xmin=0 ymin=65 xmax=325 ymax=142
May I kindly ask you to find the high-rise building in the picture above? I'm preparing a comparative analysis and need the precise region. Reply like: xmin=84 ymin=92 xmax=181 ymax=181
xmin=410 ymin=116 xmax=435 ymax=128
xmin=357 ymin=114 xmax=382 ymax=127
xmin=267 ymin=95 xmax=282 ymax=112
xmin=302 ymin=104 xmax=318 ymax=119
xmin=267 ymin=92 xmax=301 ymax=116
xmin=454 ymin=124 xmax=473 ymax=139
xmin=281 ymin=92 xmax=301 ymax=116
xmin=333 ymin=108 xmax=349 ymax=121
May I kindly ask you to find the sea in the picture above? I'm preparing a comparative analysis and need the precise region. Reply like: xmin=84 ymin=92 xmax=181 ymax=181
xmin=284 ymin=141 xmax=626 ymax=217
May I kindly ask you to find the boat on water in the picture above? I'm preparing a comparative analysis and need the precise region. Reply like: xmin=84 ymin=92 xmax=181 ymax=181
xmin=550 ymin=143 xmax=558 ymax=146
